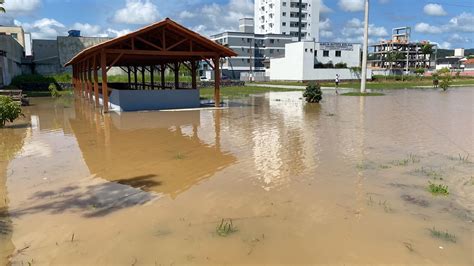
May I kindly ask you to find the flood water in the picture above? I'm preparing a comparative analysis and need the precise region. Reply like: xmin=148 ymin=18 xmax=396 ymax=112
xmin=1 ymin=89 xmax=473 ymax=265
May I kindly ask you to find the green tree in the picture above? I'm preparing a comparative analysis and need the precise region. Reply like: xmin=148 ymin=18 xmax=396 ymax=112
xmin=0 ymin=96 xmax=23 ymax=127
xmin=386 ymin=51 xmax=405 ymax=70
xmin=437 ymin=68 xmax=452 ymax=91
xmin=303 ymin=82 xmax=323 ymax=103
xmin=0 ymin=0 xmax=5 ymax=13
xmin=421 ymin=44 xmax=433 ymax=68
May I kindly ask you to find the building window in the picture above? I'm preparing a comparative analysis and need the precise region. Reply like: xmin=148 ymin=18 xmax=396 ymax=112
xmin=247 ymin=59 xmax=251 ymax=63
xmin=310 ymin=49 xmax=313 ymax=53
xmin=282 ymin=22 xmax=286 ymax=26
xmin=336 ymin=51 xmax=342 ymax=57
xmin=283 ymin=2 xmax=287 ymax=6
xmin=314 ymin=50 xmax=317 ymax=56
xmin=270 ymin=49 xmax=274 ymax=54
xmin=247 ymin=38 xmax=251 ymax=43
xmin=305 ymin=48 xmax=308 ymax=52
xmin=323 ymin=50 xmax=330 ymax=57
xmin=270 ymin=39 xmax=275 ymax=44
xmin=283 ymin=12 xmax=286 ymax=16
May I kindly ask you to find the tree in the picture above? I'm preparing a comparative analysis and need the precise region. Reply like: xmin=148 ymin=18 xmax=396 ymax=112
xmin=0 ymin=96 xmax=23 ymax=127
xmin=437 ymin=68 xmax=452 ymax=91
xmin=303 ymin=82 xmax=323 ymax=103
xmin=386 ymin=51 xmax=405 ymax=71
xmin=421 ymin=44 xmax=433 ymax=68
xmin=0 ymin=0 xmax=5 ymax=13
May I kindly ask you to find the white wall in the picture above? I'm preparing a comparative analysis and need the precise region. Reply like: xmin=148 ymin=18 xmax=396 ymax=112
xmin=269 ymin=41 xmax=368 ymax=81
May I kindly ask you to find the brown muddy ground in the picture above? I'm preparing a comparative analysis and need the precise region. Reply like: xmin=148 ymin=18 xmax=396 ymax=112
xmin=0 ymin=89 xmax=473 ymax=265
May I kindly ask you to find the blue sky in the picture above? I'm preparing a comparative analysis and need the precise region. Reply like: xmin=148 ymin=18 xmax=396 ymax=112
xmin=0 ymin=0 xmax=472 ymax=49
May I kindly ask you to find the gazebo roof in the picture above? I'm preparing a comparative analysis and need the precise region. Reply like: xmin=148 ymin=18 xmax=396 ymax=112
xmin=65 ymin=18 xmax=237 ymax=67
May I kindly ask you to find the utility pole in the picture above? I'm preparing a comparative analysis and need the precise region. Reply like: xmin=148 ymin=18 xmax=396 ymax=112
xmin=360 ymin=0 xmax=369 ymax=93
xmin=298 ymin=0 xmax=303 ymax=42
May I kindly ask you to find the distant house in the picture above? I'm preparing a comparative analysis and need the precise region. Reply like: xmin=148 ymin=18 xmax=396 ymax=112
xmin=461 ymin=58 xmax=474 ymax=71
xmin=436 ymin=57 xmax=461 ymax=70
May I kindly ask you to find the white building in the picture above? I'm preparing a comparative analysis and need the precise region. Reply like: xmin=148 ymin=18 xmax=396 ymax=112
xmin=255 ymin=0 xmax=320 ymax=41
xmin=268 ymin=41 xmax=372 ymax=81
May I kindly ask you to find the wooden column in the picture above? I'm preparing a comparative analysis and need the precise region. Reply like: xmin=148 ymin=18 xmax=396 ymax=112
xmin=191 ymin=60 xmax=197 ymax=90
xmin=141 ymin=66 xmax=145 ymax=90
xmin=93 ymin=55 xmax=100 ymax=107
xmin=160 ymin=64 xmax=165 ymax=90
xmin=87 ymin=59 xmax=93 ymax=102
xmin=127 ymin=66 xmax=131 ymax=89
xmin=150 ymin=65 xmax=154 ymax=90
xmin=174 ymin=62 xmax=179 ymax=90
xmin=72 ymin=66 xmax=76 ymax=95
xmin=101 ymin=51 xmax=109 ymax=113
xmin=79 ymin=63 xmax=84 ymax=97
xmin=213 ymin=57 xmax=221 ymax=107
xmin=134 ymin=66 xmax=138 ymax=90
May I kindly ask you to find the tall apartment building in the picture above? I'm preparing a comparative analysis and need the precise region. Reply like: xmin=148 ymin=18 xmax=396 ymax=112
xmin=254 ymin=0 xmax=320 ymax=41
xmin=210 ymin=18 xmax=293 ymax=79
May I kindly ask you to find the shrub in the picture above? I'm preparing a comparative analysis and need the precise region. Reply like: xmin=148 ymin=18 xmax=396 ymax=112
xmin=324 ymin=62 xmax=334 ymax=68
xmin=303 ymin=82 xmax=323 ymax=103
xmin=0 ymin=96 xmax=23 ymax=127
xmin=437 ymin=68 xmax=452 ymax=91
xmin=335 ymin=62 xmax=347 ymax=69
xmin=48 ymin=83 xmax=61 ymax=97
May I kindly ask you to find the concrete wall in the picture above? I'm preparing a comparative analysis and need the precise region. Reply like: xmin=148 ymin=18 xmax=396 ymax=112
xmin=57 ymin=36 xmax=112 ymax=67
xmin=0 ymin=35 xmax=24 ymax=86
xmin=108 ymin=89 xmax=201 ymax=112
xmin=269 ymin=41 xmax=369 ymax=81
xmin=0 ymin=26 xmax=25 ymax=48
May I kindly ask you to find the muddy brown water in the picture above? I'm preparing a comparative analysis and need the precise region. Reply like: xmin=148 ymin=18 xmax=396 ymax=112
xmin=0 ymin=89 xmax=473 ymax=265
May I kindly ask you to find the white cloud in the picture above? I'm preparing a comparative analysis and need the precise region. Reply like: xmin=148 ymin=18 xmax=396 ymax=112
xmin=423 ymin=4 xmax=447 ymax=16
xmin=446 ymin=12 xmax=474 ymax=33
xmin=72 ymin=23 xmax=106 ymax=37
xmin=338 ymin=0 xmax=364 ymax=12
xmin=105 ymin=28 xmax=131 ymax=37
xmin=4 ymin=0 xmax=41 ymax=13
xmin=320 ymin=0 xmax=332 ymax=13
xmin=414 ymin=22 xmax=442 ymax=34
xmin=112 ymin=0 xmax=159 ymax=25
xmin=178 ymin=0 xmax=253 ymax=36
xmin=20 ymin=18 xmax=67 ymax=39
xmin=439 ymin=41 xmax=451 ymax=49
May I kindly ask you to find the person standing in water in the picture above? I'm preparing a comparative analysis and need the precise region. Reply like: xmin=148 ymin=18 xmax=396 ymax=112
xmin=335 ymin=74 xmax=340 ymax=95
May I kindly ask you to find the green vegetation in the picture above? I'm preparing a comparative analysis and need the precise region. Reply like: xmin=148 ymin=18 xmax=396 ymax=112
xmin=0 ymin=0 xmax=5 ymax=13
xmin=437 ymin=68 xmax=452 ymax=91
xmin=11 ymin=73 xmax=72 ymax=86
xmin=448 ymin=153 xmax=470 ymax=163
xmin=429 ymin=227 xmax=456 ymax=243
xmin=428 ymin=182 xmax=449 ymax=196
xmin=0 ymin=96 xmax=23 ymax=127
xmin=200 ymin=86 xmax=295 ymax=100
xmin=341 ymin=92 xmax=385 ymax=96
xmin=303 ymin=82 xmax=323 ymax=103
xmin=216 ymin=219 xmax=238 ymax=237
xmin=48 ymin=83 xmax=61 ymax=97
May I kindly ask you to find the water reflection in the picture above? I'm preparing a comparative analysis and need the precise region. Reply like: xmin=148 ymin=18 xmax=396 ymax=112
xmin=69 ymin=103 xmax=237 ymax=199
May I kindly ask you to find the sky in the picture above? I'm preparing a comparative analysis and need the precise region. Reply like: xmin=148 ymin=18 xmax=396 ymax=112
xmin=0 ymin=0 xmax=473 ymax=49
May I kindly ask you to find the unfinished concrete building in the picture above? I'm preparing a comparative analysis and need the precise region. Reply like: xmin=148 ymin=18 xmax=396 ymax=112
xmin=369 ymin=27 xmax=437 ymax=71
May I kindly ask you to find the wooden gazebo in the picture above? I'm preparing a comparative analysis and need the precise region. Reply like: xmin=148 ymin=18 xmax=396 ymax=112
xmin=66 ymin=18 xmax=237 ymax=112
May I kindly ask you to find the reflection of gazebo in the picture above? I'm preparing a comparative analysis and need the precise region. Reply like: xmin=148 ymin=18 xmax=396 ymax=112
xmin=69 ymin=104 xmax=236 ymax=198
xmin=66 ymin=18 xmax=237 ymax=112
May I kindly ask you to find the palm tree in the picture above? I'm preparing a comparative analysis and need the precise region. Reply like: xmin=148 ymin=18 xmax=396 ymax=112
xmin=0 ymin=0 xmax=5 ymax=13
xmin=386 ymin=51 xmax=405 ymax=71
xmin=421 ymin=44 xmax=433 ymax=68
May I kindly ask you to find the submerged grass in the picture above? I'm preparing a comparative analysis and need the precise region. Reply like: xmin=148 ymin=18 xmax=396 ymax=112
xmin=429 ymin=227 xmax=457 ymax=243
xmin=415 ymin=167 xmax=444 ymax=180
xmin=340 ymin=92 xmax=385 ymax=96
xmin=448 ymin=153 xmax=470 ymax=163
xmin=216 ymin=219 xmax=238 ymax=237
xmin=428 ymin=182 xmax=449 ymax=196
xmin=390 ymin=153 xmax=420 ymax=166
xmin=200 ymin=86 xmax=296 ymax=100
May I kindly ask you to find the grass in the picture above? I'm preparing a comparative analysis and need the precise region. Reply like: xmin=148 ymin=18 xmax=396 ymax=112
xmin=390 ymin=153 xmax=420 ymax=166
xmin=429 ymin=227 xmax=457 ymax=243
xmin=25 ymin=90 xmax=73 ymax=97
xmin=255 ymin=78 xmax=474 ymax=90
xmin=341 ymin=92 xmax=385 ymax=96
xmin=415 ymin=167 xmax=444 ymax=180
xmin=216 ymin=219 xmax=238 ymax=237
xmin=200 ymin=86 xmax=296 ymax=100
xmin=428 ymin=182 xmax=449 ymax=196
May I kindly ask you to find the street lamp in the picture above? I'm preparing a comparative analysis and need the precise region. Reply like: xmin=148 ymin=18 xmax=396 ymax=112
xmin=360 ymin=0 xmax=370 ymax=93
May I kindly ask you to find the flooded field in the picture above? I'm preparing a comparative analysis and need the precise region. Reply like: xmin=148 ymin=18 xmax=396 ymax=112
xmin=1 ymin=88 xmax=473 ymax=265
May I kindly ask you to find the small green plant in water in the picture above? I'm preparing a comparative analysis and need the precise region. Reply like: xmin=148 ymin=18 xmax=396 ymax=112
xmin=303 ymin=82 xmax=322 ymax=103
xmin=429 ymin=227 xmax=456 ymax=243
xmin=0 ymin=96 xmax=23 ymax=127
xmin=174 ymin=153 xmax=185 ymax=160
xmin=437 ymin=68 xmax=452 ymax=91
xmin=216 ymin=219 xmax=238 ymax=237
xmin=48 ymin=83 xmax=61 ymax=98
xmin=428 ymin=182 xmax=449 ymax=196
